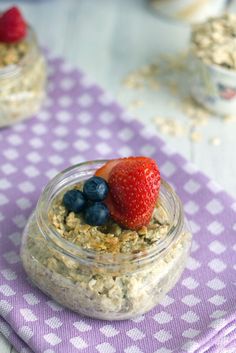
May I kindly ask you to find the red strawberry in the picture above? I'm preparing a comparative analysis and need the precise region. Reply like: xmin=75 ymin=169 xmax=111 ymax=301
xmin=96 ymin=157 xmax=161 ymax=230
xmin=0 ymin=7 xmax=27 ymax=43
xmin=95 ymin=159 xmax=122 ymax=181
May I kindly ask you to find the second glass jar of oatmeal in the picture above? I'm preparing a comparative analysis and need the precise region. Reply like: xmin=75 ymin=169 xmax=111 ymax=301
xmin=21 ymin=160 xmax=192 ymax=320
xmin=0 ymin=26 xmax=46 ymax=127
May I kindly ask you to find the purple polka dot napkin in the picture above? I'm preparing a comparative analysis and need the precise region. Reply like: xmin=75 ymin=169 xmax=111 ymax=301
xmin=0 ymin=55 xmax=235 ymax=353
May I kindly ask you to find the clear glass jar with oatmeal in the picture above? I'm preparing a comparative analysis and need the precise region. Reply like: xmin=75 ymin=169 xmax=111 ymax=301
xmin=20 ymin=160 xmax=192 ymax=320
xmin=0 ymin=26 xmax=46 ymax=128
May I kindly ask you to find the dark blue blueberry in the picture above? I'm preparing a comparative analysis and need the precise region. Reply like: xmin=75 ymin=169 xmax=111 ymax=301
xmin=63 ymin=189 xmax=86 ymax=213
xmin=83 ymin=176 xmax=109 ymax=201
xmin=84 ymin=202 xmax=109 ymax=226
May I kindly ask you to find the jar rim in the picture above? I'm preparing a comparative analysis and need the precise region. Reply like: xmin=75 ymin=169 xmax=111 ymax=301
xmin=0 ymin=26 xmax=38 ymax=79
xmin=36 ymin=160 xmax=185 ymax=269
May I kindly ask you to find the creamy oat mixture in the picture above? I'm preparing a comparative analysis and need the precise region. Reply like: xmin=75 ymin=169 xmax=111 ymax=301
xmin=0 ymin=40 xmax=29 ymax=67
xmin=0 ymin=32 xmax=46 ymax=127
xmin=21 ymin=184 xmax=192 ymax=320
xmin=191 ymin=13 xmax=236 ymax=69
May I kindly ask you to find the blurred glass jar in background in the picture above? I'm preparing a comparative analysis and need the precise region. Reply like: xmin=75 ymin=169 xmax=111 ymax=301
xmin=149 ymin=0 xmax=228 ymax=24
xmin=0 ymin=26 xmax=47 ymax=128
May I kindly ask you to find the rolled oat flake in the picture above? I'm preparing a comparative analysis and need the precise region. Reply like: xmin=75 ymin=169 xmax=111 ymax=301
xmin=191 ymin=13 xmax=236 ymax=70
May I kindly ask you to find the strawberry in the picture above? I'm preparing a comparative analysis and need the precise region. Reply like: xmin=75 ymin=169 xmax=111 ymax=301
xmin=0 ymin=7 xmax=27 ymax=43
xmin=95 ymin=159 xmax=122 ymax=181
xmin=95 ymin=157 xmax=161 ymax=230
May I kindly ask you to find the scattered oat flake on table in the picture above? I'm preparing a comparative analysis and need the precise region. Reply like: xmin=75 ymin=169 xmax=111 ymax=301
xmin=209 ymin=137 xmax=222 ymax=146
xmin=166 ymin=81 xmax=178 ymax=95
xmin=181 ymin=97 xmax=211 ymax=122
xmin=128 ymin=99 xmax=145 ymax=109
xmin=122 ymin=76 xmax=143 ymax=89
xmin=190 ymin=130 xmax=202 ymax=143
xmin=159 ymin=51 xmax=189 ymax=71
xmin=122 ymin=64 xmax=160 ymax=90
xmin=120 ymin=51 xmax=228 ymax=145
xmin=147 ymin=78 xmax=160 ymax=90
xmin=223 ymin=114 xmax=236 ymax=123
xmin=153 ymin=117 xmax=186 ymax=137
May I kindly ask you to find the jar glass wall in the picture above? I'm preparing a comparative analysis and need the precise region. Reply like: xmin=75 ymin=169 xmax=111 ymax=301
xmin=20 ymin=161 xmax=192 ymax=320
xmin=0 ymin=27 xmax=46 ymax=128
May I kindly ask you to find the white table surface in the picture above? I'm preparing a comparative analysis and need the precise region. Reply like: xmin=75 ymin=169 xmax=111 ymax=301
xmin=0 ymin=0 xmax=236 ymax=352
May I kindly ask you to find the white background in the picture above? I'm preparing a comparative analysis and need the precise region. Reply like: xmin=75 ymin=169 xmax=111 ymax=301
xmin=0 ymin=0 xmax=236 ymax=352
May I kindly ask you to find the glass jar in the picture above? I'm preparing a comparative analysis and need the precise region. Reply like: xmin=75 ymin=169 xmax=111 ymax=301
xmin=0 ymin=27 xmax=46 ymax=128
xmin=20 ymin=160 xmax=192 ymax=320
xmin=149 ymin=0 xmax=227 ymax=24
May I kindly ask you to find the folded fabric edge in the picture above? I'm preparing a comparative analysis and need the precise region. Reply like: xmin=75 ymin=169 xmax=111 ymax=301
xmin=187 ymin=314 xmax=236 ymax=353
xmin=0 ymin=315 xmax=33 ymax=353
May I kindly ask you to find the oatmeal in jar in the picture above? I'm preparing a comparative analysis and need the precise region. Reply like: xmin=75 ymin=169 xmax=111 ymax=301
xmin=21 ymin=158 xmax=192 ymax=320
xmin=191 ymin=13 xmax=236 ymax=70
xmin=0 ymin=7 xmax=46 ymax=127
xmin=189 ymin=13 xmax=236 ymax=115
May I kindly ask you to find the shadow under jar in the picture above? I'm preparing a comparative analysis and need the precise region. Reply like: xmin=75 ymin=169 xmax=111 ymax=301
xmin=0 ymin=27 xmax=46 ymax=128
xmin=21 ymin=160 xmax=192 ymax=320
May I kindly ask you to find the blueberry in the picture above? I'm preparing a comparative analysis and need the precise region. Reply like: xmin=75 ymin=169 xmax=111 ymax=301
xmin=63 ymin=189 xmax=86 ymax=213
xmin=84 ymin=202 xmax=109 ymax=226
xmin=83 ymin=176 xmax=109 ymax=201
